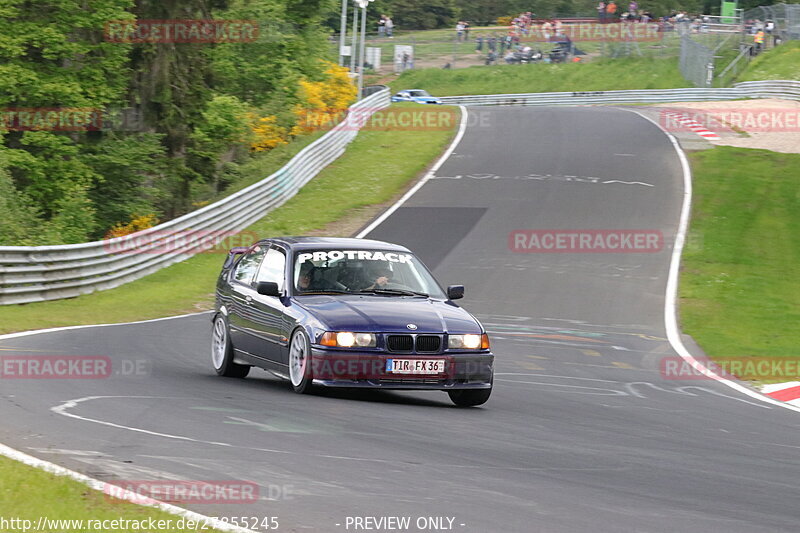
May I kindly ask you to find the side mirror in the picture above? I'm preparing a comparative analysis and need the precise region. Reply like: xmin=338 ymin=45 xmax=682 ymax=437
xmin=446 ymin=285 xmax=464 ymax=300
xmin=256 ymin=281 xmax=281 ymax=297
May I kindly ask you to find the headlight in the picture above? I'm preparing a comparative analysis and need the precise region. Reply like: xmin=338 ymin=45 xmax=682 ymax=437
xmin=448 ymin=333 xmax=489 ymax=350
xmin=320 ymin=332 xmax=377 ymax=348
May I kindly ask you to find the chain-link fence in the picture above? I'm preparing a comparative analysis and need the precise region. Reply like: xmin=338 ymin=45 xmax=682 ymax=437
xmin=679 ymin=4 xmax=800 ymax=87
xmin=743 ymin=2 xmax=800 ymax=44
xmin=679 ymin=34 xmax=715 ymax=87
xmin=332 ymin=23 xmax=684 ymax=74
xmin=332 ymin=5 xmax=798 ymax=80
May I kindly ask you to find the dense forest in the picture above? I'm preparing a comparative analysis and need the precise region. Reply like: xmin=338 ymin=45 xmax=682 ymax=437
xmin=0 ymin=0 xmax=354 ymax=245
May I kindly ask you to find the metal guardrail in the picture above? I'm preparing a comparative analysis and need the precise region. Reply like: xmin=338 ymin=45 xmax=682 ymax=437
xmin=439 ymin=87 xmax=745 ymax=106
xmin=437 ymin=81 xmax=800 ymax=107
xmin=0 ymin=89 xmax=391 ymax=305
xmin=734 ymin=80 xmax=800 ymax=99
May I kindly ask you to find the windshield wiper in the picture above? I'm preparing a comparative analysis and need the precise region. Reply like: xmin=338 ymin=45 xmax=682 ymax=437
xmin=296 ymin=289 xmax=350 ymax=295
xmin=357 ymin=288 xmax=429 ymax=297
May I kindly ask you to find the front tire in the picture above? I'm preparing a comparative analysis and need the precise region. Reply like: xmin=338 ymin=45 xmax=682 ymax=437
xmin=211 ymin=314 xmax=250 ymax=378
xmin=448 ymin=387 xmax=492 ymax=407
xmin=288 ymin=329 xmax=314 ymax=394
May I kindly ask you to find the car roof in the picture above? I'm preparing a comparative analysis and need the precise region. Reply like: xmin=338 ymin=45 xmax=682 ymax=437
xmin=265 ymin=236 xmax=412 ymax=253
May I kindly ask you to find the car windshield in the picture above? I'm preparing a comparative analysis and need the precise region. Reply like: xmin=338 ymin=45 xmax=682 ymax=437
xmin=293 ymin=249 xmax=446 ymax=298
xmin=408 ymin=90 xmax=431 ymax=97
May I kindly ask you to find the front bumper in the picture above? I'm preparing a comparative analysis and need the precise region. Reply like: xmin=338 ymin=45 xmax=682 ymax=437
xmin=309 ymin=348 xmax=493 ymax=390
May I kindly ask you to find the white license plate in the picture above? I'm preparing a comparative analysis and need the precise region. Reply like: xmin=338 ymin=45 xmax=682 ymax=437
xmin=386 ymin=359 xmax=446 ymax=374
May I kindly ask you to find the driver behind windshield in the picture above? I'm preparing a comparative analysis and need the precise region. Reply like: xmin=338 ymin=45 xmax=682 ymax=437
xmin=363 ymin=264 xmax=392 ymax=290
xmin=296 ymin=261 xmax=315 ymax=291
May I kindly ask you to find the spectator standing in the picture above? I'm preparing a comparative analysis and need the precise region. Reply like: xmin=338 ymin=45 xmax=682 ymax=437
xmin=765 ymin=20 xmax=775 ymax=46
xmin=542 ymin=19 xmax=553 ymax=41
xmin=385 ymin=16 xmax=394 ymax=38
xmin=378 ymin=15 xmax=386 ymax=37
xmin=455 ymin=21 xmax=465 ymax=41
xmin=488 ymin=35 xmax=497 ymax=52
xmin=597 ymin=2 xmax=607 ymax=23
xmin=464 ymin=21 xmax=471 ymax=40
xmin=606 ymin=1 xmax=618 ymax=21
xmin=628 ymin=1 xmax=638 ymax=18
xmin=475 ymin=35 xmax=484 ymax=52
xmin=754 ymin=29 xmax=765 ymax=54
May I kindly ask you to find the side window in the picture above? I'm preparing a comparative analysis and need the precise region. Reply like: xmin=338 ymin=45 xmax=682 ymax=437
xmin=233 ymin=245 xmax=267 ymax=285
xmin=255 ymin=248 xmax=287 ymax=291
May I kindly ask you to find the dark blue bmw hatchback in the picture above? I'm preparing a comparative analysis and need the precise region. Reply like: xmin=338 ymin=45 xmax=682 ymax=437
xmin=212 ymin=237 xmax=494 ymax=406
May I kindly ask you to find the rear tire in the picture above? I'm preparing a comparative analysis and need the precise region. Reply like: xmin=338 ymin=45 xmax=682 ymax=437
xmin=448 ymin=387 xmax=491 ymax=407
xmin=289 ymin=329 xmax=314 ymax=394
xmin=211 ymin=314 xmax=250 ymax=378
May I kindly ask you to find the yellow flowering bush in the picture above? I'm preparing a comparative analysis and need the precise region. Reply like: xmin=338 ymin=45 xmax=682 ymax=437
xmin=249 ymin=114 xmax=289 ymax=152
xmin=291 ymin=62 xmax=357 ymax=135
xmin=105 ymin=214 xmax=158 ymax=239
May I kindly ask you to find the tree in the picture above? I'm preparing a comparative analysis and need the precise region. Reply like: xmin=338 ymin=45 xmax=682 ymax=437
xmin=372 ymin=0 xmax=457 ymax=30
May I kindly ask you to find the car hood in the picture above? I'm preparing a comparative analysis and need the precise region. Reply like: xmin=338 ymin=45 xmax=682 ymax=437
xmin=294 ymin=295 xmax=481 ymax=334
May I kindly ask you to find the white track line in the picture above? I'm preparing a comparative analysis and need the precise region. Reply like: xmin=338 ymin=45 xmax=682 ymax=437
xmin=356 ymin=105 xmax=469 ymax=238
xmin=0 ymin=443 xmax=258 ymax=533
xmin=626 ymin=109 xmax=800 ymax=414
xmin=0 ymin=310 xmax=254 ymax=532
xmin=0 ymin=311 xmax=212 ymax=341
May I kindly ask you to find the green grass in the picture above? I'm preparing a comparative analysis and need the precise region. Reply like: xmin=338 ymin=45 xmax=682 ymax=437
xmin=0 ymin=103 xmax=456 ymax=334
xmin=739 ymin=41 xmax=800 ymax=82
xmin=390 ymin=56 xmax=689 ymax=95
xmin=680 ymin=147 xmax=800 ymax=376
xmin=218 ymin=131 xmax=326 ymax=196
xmin=0 ymin=455 xmax=226 ymax=532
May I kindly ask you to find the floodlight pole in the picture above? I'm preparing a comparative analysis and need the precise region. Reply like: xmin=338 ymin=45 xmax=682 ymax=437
xmin=357 ymin=2 xmax=368 ymax=99
xmin=338 ymin=0 xmax=348 ymax=65
xmin=350 ymin=4 xmax=359 ymax=75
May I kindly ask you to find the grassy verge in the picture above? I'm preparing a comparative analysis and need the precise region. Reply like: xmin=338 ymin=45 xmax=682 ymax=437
xmin=0 ymin=104 xmax=456 ymax=334
xmin=0 ymin=455 xmax=227 ymax=532
xmin=217 ymin=131 xmax=325 ymax=197
xmin=739 ymin=41 xmax=800 ymax=82
xmin=390 ymin=56 xmax=688 ymax=95
xmin=680 ymin=147 xmax=800 ymax=380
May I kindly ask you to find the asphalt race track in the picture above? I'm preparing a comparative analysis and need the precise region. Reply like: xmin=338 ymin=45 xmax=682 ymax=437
xmin=1 ymin=106 xmax=799 ymax=533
